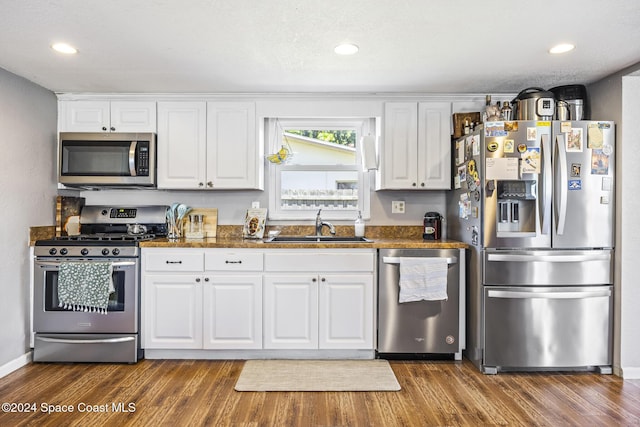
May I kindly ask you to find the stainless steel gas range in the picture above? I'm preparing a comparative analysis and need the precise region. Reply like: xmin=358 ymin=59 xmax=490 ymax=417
xmin=32 ymin=205 xmax=168 ymax=363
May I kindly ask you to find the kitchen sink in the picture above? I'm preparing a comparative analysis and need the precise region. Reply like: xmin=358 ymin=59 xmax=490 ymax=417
xmin=263 ymin=235 xmax=374 ymax=243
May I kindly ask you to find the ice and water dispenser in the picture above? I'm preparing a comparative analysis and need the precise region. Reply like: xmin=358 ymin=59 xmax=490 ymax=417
xmin=496 ymin=180 xmax=537 ymax=235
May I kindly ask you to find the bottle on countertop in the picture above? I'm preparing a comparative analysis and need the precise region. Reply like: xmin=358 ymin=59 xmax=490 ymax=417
xmin=354 ymin=211 xmax=365 ymax=237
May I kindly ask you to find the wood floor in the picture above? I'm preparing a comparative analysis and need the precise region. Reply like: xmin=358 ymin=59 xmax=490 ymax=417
xmin=1 ymin=358 xmax=640 ymax=426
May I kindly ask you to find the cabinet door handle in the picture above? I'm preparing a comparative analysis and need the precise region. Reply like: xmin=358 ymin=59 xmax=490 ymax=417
xmin=412 ymin=182 xmax=417 ymax=187
xmin=225 ymin=260 xmax=242 ymax=264
xmin=312 ymin=277 xmax=317 ymax=282
xmin=204 ymin=277 xmax=209 ymax=282
xmin=101 ymin=126 xmax=107 ymax=131
xmin=195 ymin=278 xmax=201 ymax=282
xmin=207 ymin=181 xmax=213 ymax=188
xmin=420 ymin=182 xmax=425 ymax=187
xmin=110 ymin=126 xmax=115 ymax=131
xmin=165 ymin=260 xmax=183 ymax=264
xmin=199 ymin=182 xmax=204 ymax=187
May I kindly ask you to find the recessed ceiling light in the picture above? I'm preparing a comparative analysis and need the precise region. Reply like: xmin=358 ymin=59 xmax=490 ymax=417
xmin=549 ymin=43 xmax=575 ymax=54
xmin=51 ymin=42 xmax=78 ymax=54
xmin=334 ymin=43 xmax=359 ymax=55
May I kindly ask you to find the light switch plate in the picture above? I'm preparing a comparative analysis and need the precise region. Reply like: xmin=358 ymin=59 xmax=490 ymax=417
xmin=391 ymin=201 xmax=405 ymax=214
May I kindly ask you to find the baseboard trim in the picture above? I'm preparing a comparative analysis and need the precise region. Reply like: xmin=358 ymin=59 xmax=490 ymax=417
xmin=0 ymin=351 xmax=32 ymax=379
xmin=621 ymin=367 xmax=640 ymax=379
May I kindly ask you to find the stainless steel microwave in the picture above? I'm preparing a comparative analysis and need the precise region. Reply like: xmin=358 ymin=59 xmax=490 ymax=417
xmin=58 ymin=132 xmax=156 ymax=187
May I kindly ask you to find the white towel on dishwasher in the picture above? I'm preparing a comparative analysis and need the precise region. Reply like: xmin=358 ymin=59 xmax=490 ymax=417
xmin=398 ymin=257 xmax=448 ymax=303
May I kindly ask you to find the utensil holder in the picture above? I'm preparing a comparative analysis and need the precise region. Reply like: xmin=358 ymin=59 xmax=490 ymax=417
xmin=167 ymin=217 xmax=182 ymax=240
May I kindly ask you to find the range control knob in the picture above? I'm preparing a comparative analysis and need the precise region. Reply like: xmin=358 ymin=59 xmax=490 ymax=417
xmin=112 ymin=248 xmax=120 ymax=256
xmin=102 ymin=248 xmax=110 ymax=256
xmin=60 ymin=248 xmax=68 ymax=256
xmin=48 ymin=248 xmax=57 ymax=255
xmin=81 ymin=248 xmax=89 ymax=256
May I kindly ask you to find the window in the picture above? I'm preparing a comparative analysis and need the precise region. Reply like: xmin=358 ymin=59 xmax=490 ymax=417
xmin=267 ymin=118 xmax=374 ymax=220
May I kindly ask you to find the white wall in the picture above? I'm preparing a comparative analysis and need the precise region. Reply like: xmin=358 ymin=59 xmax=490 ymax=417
xmin=589 ymin=62 xmax=640 ymax=378
xmin=0 ymin=68 xmax=57 ymax=372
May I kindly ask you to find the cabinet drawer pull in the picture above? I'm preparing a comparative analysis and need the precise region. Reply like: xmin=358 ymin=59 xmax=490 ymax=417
xmin=166 ymin=260 xmax=183 ymax=264
xmin=225 ymin=260 xmax=242 ymax=264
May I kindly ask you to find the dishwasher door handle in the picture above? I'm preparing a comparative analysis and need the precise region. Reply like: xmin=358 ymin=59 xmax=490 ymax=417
xmin=382 ymin=256 xmax=457 ymax=265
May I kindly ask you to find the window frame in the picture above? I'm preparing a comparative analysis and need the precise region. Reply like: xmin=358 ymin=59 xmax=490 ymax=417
xmin=267 ymin=117 xmax=373 ymax=221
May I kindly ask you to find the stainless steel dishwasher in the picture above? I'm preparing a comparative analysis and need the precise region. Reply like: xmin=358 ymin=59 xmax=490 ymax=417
xmin=377 ymin=248 xmax=464 ymax=359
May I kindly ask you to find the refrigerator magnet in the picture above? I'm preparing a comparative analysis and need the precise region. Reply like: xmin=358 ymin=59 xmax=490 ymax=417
xmin=504 ymin=139 xmax=514 ymax=153
xmin=591 ymin=149 xmax=610 ymax=175
xmin=521 ymin=148 xmax=541 ymax=174
xmin=588 ymin=124 xmax=604 ymax=148
xmin=527 ymin=127 xmax=537 ymax=141
xmin=571 ymin=163 xmax=581 ymax=177
xmin=458 ymin=165 xmax=467 ymax=182
xmin=485 ymin=122 xmax=507 ymax=137
xmin=568 ymin=179 xmax=582 ymax=190
xmin=472 ymin=134 xmax=480 ymax=156
xmin=567 ymin=128 xmax=584 ymax=152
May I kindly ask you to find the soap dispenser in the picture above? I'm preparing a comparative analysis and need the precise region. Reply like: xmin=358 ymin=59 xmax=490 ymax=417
xmin=354 ymin=211 xmax=365 ymax=237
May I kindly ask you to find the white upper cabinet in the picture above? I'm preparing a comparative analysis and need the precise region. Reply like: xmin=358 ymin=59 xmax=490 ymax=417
xmin=206 ymin=102 xmax=260 ymax=189
xmin=378 ymin=101 xmax=451 ymax=190
xmin=157 ymin=101 xmax=208 ymax=189
xmin=156 ymin=101 xmax=262 ymax=190
xmin=59 ymin=100 xmax=157 ymax=133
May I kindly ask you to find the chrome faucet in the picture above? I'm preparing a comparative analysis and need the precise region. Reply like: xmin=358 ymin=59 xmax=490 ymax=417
xmin=315 ymin=209 xmax=336 ymax=236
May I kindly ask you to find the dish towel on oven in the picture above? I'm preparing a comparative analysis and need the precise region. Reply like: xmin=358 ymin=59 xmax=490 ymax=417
xmin=398 ymin=257 xmax=448 ymax=303
xmin=57 ymin=262 xmax=115 ymax=314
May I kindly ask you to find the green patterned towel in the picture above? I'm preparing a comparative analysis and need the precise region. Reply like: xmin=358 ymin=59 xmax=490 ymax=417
xmin=58 ymin=262 xmax=115 ymax=314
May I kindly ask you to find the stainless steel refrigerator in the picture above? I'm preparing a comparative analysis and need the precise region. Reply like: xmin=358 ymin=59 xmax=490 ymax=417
xmin=446 ymin=120 xmax=615 ymax=374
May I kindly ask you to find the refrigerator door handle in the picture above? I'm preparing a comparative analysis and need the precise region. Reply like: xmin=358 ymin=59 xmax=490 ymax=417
xmin=541 ymin=133 xmax=551 ymax=235
xmin=486 ymin=253 xmax=611 ymax=262
xmin=555 ymin=134 xmax=568 ymax=235
xmin=487 ymin=289 xmax=612 ymax=299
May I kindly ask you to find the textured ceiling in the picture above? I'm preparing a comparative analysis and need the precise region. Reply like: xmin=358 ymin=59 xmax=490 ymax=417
xmin=1 ymin=0 xmax=640 ymax=94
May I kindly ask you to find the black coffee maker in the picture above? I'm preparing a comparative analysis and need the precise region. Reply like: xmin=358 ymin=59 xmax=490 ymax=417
xmin=423 ymin=212 xmax=442 ymax=240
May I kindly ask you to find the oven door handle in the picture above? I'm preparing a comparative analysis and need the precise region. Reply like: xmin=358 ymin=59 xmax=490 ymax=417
xmin=36 ymin=336 xmax=135 ymax=344
xmin=36 ymin=261 xmax=136 ymax=268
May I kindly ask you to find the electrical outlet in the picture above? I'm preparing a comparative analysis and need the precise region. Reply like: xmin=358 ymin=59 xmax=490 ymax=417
xmin=391 ymin=201 xmax=405 ymax=214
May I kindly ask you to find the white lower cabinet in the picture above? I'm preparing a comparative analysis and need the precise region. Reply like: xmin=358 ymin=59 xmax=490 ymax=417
xmin=263 ymin=274 xmax=318 ymax=349
xmin=263 ymin=250 xmax=375 ymax=350
xmin=319 ymin=274 xmax=374 ymax=349
xmin=142 ymin=248 xmax=262 ymax=350
xmin=142 ymin=248 xmax=375 ymax=354
xmin=263 ymin=273 xmax=374 ymax=350
xmin=144 ymin=274 xmax=203 ymax=349
xmin=203 ymin=274 xmax=262 ymax=349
